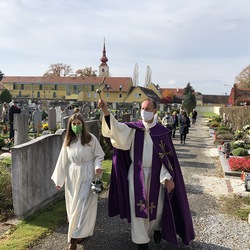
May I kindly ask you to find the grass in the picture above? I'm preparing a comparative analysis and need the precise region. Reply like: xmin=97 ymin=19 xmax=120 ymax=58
xmin=0 ymin=159 xmax=112 ymax=250
xmin=0 ymin=198 xmax=66 ymax=250
xmin=219 ymin=194 xmax=250 ymax=220
xmin=199 ymin=112 xmax=218 ymax=118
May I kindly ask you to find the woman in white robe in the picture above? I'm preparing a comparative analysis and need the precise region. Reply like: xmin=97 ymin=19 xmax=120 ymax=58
xmin=51 ymin=113 xmax=105 ymax=250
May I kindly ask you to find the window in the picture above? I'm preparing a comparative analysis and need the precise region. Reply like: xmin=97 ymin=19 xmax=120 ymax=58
xmin=91 ymin=85 xmax=94 ymax=91
xmin=21 ymin=84 xmax=24 ymax=90
xmin=87 ymin=92 xmax=91 ymax=98
xmin=39 ymin=84 xmax=42 ymax=90
xmin=73 ymin=85 xmax=78 ymax=94
xmin=55 ymin=85 xmax=57 ymax=90
xmin=106 ymin=93 xmax=110 ymax=98
xmin=53 ymin=92 xmax=56 ymax=98
xmin=13 ymin=84 xmax=16 ymax=90
xmin=37 ymin=92 xmax=40 ymax=98
xmin=119 ymin=93 xmax=122 ymax=98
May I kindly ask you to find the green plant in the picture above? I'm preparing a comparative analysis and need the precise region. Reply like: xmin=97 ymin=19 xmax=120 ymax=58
xmin=211 ymin=116 xmax=222 ymax=123
xmin=232 ymin=140 xmax=245 ymax=149
xmin=217 ymin=125 xmax=229 ymax=131
xmin=210 ymin=121 xmax=219 ymax=127
xmin=216 ymin=130 xmax=230 ymax=135
xmin=0 ymin=164 xmax=14 ymax=221
xmin=232 ymin=147 xmax=248 ymax=156
xmin=216 ymin=133 xmax=234 ymax=140
xmin=0 ymin=137 xmax=5 ymax=149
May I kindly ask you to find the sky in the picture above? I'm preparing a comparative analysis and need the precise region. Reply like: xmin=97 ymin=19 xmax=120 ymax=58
xmin=0 ymin=0 xmax=250 ymax=95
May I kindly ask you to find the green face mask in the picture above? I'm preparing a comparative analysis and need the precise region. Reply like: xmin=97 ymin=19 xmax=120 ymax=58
xmin=71 ymin=124 xmax=82 ymax=135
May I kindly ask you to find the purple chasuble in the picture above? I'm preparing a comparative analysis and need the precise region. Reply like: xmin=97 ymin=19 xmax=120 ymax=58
xmin=108 ymin=120 xmax=195 ymax=247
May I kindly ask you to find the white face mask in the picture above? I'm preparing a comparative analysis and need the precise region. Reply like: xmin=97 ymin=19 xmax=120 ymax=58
xmin=141 ymin=110 xmax=154 ymax=122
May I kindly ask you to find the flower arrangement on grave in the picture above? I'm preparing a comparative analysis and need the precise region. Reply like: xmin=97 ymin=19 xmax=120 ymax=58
xmin=3 ymin=138 xmax=13 ymax=149
xmin=243 ymin=124 xmax=250 ymax=131
xmin=228 ymin=157 xmax=250 ymax=172
xmin=42 ymin=123 xmax=49 ymax=130
xmin=234 ymin=130 xmax=244 ymax=140
xmin=232 ymin=139 xmax=245 ymax=149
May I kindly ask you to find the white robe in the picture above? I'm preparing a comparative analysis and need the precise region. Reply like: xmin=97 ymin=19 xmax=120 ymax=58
xmin=51 ymin=133 xmax=105 ymax=242
xmin=102 ymin=115 xmax=171 ymax=244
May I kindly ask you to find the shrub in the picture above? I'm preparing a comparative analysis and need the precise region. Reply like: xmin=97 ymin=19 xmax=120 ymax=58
xmin=0 ymin=163 xmax=14 ymax=221
xmin=217 ymin=126 xmax=229 ymax=131
xmin=216 ymin=133 xmax=234 ymax=140
xmin=232 ymin=147 xmax=248 ymax=156
xmin=210 ymin=121 xmax=219 ymax=128
xmin=211 ymin=116 xmax=222 ymax=123
xmin=0 ymin=137 xmax=5 ymax=149
xmin=216 ymin=130 xmax=230 ymax=135
xmin=228 ymin=157 xmax=250 ymax=172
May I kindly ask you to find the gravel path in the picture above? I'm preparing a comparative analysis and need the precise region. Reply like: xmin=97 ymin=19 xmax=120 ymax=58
xmin=28 ymin=116 xmax=250 ymax=250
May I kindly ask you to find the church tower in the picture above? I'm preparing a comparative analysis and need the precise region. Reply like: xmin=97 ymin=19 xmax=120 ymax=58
xmin=99 ymin=39 xmax=109 ymax=77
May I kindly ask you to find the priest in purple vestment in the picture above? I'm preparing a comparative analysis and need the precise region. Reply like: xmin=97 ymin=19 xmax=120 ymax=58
xmin=98 ymin=98 xmax=195 ymax=250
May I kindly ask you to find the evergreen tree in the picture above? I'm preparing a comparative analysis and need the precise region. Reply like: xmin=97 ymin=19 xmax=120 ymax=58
xmin=0 ymin=89 xmax=12 ymax=103
xmin=183 ymin=82 xmax=195 ymax=95
xmin=182 ymin=92 xmax=196 ymax=115
xmin=0 ymin=70 xmax=4 ymax=81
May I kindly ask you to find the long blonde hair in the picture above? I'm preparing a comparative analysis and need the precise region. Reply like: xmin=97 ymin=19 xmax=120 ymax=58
xmin=64 ymin=113 xmax=91 ymax=147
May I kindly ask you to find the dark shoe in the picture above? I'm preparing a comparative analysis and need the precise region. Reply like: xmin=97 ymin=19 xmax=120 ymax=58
xmin=76 ymin=238 xmax=83 ymax=244
xmin=68 ymin=238 xmax=77 ymax=250
xmin=137 ymin=243 xmax=149 ymax=250
xmin=154 ymin=230 xmax=161 ymax=244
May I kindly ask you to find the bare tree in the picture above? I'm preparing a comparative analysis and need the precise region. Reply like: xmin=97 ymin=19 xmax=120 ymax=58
xmin=235 ymin=65 xmax=250 ymax=88
xmin=43 ymin=63 xmax=73 ymax=77
xmin=75 ymin=67 xmax=97 ymax=77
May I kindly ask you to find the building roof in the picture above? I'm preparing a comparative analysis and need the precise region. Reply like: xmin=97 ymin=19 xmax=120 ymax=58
xmin=1 ymin=76 xmax=133 ymax=93
xmin=202 ymin=95 xmax=229 ymax=104
xmin=128 ymin=86 xmax=161 ymax=103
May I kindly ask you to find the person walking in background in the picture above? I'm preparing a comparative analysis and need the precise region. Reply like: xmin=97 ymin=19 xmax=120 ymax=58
xmin=98 ymin=98 xmax=195 ymax=250
xmin=192 ymin=109 xmax=198 ymax=124
xmin=8 ymin=101 xmax=21 ymax=140
xmin=2 ymin=102 xmax=8 ymax=125
xmin=51 ymin=113 xmax=105 ymax=250
xmin=179 ymin=111 xmax=190 ymax=144
xmin=161 ymin=112 xmax=174 ymax=136
xmin=171 ymin=111 xmax=179 ymax=138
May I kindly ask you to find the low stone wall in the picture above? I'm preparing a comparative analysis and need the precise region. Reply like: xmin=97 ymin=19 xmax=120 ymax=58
xmin=11 ymin=120 xmax=101 ymax=219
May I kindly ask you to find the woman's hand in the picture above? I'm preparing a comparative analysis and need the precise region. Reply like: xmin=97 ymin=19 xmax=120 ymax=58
xmin=95 ymin=168 xmax=103 ymax=176
xmin=165 ymin=179 xmax=175 ymax=193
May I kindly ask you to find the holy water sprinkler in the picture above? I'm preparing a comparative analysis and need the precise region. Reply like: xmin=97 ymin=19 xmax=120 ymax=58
xmin=96 ymin=89 xmax=102 ymax=99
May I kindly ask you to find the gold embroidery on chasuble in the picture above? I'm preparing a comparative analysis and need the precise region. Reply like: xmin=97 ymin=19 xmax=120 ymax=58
xmin=158 ymin=140 xmax=173 ymax=170
xmin=148 ymin=202 xmax=156 ymax=214
xmin=136 ymin=200 xmax=146 ymax=211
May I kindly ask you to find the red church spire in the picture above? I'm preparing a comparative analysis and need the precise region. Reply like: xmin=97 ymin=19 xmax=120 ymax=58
xmin=100 ymin=38 xmax=108 ymax=64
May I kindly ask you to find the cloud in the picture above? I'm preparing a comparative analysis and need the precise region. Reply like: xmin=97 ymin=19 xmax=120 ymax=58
xmin=0 ymin=0 xmax=250 ymax=94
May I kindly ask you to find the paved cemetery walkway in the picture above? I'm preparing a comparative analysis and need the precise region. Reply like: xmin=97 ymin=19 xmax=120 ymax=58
xmin=29 ymin=116 xmax=250 ymax=250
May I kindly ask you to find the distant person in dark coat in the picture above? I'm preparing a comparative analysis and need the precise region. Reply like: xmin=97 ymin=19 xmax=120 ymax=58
xmin=8 ymin=102 xmax=21 ymax=140
xmin=171 ymin=111 xmax=179 ymax=138
xmin=192 ymin=109 xmax=198 ymax=124
xmin=179 ymin=111 xmax=190 ymax=144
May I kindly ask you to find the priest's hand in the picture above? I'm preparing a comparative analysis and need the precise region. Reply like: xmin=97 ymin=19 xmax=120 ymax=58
xmin=165 ymin=179 xmax=175 ymax=193
xmin=55 ymin=185 xmax=61 ymax=190
xmin=98 ymin=99 xmax=110 ymax=116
